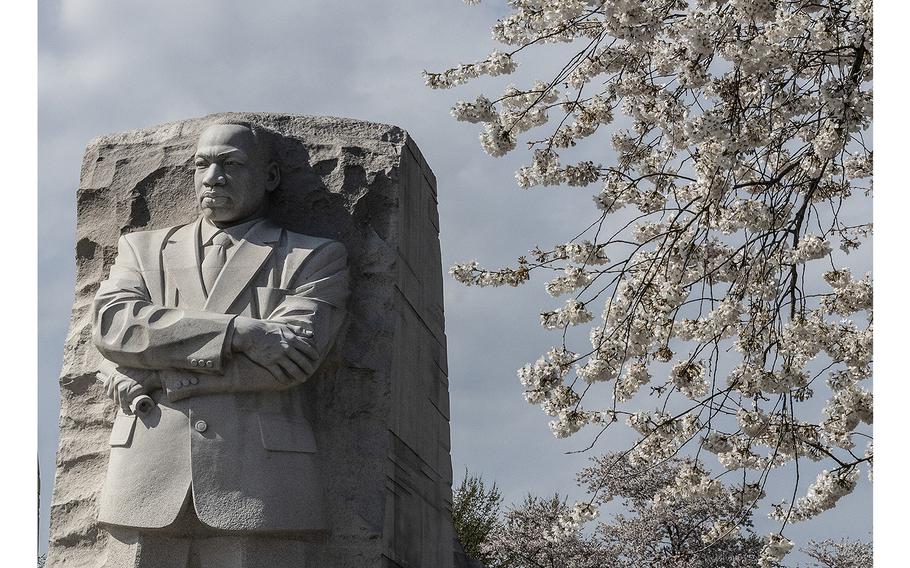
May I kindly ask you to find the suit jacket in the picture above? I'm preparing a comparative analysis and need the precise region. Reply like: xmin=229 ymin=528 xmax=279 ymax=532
xmin=92 ymin=217 xmax=349 ymax=534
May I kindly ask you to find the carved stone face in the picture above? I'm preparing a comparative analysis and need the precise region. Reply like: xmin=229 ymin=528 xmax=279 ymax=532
xmin=193 ymin=124 xmax=280 ymax=225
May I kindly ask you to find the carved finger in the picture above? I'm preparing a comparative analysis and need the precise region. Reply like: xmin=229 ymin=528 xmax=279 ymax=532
xmin=266 ymin=364 xmax=292 ymax=385
xmin=286 ymin=324 xmax=314 ymax=339
xmin=125 ymin=382 xmax=145 ymax=404
xmin=286 ymin=347 xmax=316 ymax=376
xmin=117 ymin=386 xmax=132 ymax=415
xmin=276 ymin=357 xmax=307 ymax=384
xmin=289 ymin=336 xmax=320 ymax=361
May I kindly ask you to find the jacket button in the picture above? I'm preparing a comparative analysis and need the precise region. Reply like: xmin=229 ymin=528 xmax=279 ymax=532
xmin=190 ymin=376 xmax=199 ymax=385
xmin=194 ymin=420 xmax=208 ymax=433
xmin=190 ymin=358 xmax=198 ymax=367
xmin=206 ymin=360 xmax=214 ymax=368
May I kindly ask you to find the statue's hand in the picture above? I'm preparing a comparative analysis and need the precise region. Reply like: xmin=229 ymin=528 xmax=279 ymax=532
xmin=98 ymin=363 xmax=157 ymax=414
xmin=231 ymin=317 xmax=319 ymax=384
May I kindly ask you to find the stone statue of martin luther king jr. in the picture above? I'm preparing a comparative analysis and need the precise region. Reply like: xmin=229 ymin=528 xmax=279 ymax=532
xmin=92 ymin=120 xmax=349 ymax=567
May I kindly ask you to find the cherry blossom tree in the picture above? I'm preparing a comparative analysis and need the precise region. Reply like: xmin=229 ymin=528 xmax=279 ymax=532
xmin=482 ymin=493 xmax=614 ymax=568
xmin=481 ymin=454 xmax=772 ymax=568
xmin=428 ymin=1 xmax=872 ymax=565
xmin=802 ymin=538 xmax=872 ymax=568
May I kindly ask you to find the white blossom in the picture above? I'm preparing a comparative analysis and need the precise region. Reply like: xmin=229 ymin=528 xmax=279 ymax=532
xmin=670 ymin=360 xmax=708 ymax=399
xmin=518 ymin=347 xmax=575 ymax=405
xmin=717 ymin=437 xmax=764 ymax=470
xmin=701 ymin=519 xmax=737 ymax=543
xmin=548 ymin=501 xmax=599 ymax=541
xmin=545 ymin=265 xmax=594 ymax=297
xmin=738 ymin=409 xmax=770 ymax=438
xmin=479 ymin=120 xmax=517 ymax=157
xmin=554 ymin=240 xmax=610 ymax=265
xmin=540 ymin=299 xmax=594 ymax=329
xmin=864 ymin=442 xmax=873 ymax=482
xmin=804 ymin=538 xmax=873 ymax=568
xmin=730 ymin=482 xmax=766 ymax=509
xmin=549 ymin=409 xmax=589 ymax=439
xmin=716 ymin=199 xmax=781 ymax=234
xmin=450 ymin=260 xmax=529 ymax=287
xmin=423 ymin=50 xmax=517 ymax=90
xmin=702 ymin=431 xmax=733 ymax=455
xmin=760 ymin=533 xmax=794 ymax=567
xmin=823 ymin=269 xmax=872 ymax=315
xmin=822 ymin=383 xmax=872 ymax=449
xmin=813 ymin=121 xmax=846 ymax=160
xmin=844 ymin=153 xmax=872 ymax=179
xmin=614 ymin=363 xmax=650 ymax=402
xmin=771 ymin=468 xmax=859 ymax=523
xmin=790 ymin=234 xmax=832 ymax=263
xmin=450 ymin=95 xmax=496 ymax=123
xmin=653 ymin=460 xmax=721 ymax=505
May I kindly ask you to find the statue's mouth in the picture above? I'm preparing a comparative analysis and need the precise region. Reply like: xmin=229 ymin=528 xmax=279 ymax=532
xmin=201 ymin=194 xmax=230 ymax=206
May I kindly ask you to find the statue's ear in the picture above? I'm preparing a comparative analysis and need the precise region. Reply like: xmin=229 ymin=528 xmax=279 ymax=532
xmin=265 ymin=161 xmax=281 ymax=193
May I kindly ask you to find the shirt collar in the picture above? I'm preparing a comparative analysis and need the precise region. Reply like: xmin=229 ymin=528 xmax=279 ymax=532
xmin=199 ymin=217 xmax=262 ymax=247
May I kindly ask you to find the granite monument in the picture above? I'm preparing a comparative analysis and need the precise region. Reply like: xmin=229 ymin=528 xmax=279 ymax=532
xmin=47 ymin=114 xmax=454 ymax=568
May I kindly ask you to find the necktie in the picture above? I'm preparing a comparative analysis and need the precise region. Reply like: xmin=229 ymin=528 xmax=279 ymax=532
xmin=201 ymin=232 xmax=233 ymax=295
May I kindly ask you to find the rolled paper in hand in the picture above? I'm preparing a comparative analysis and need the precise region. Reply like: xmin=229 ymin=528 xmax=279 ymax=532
xmin=130 ymin=394 xmax=156 ymax=415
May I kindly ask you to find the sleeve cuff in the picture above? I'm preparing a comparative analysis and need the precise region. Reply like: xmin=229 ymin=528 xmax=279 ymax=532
xmin=183 ymin=314 xmax=236 ymax=373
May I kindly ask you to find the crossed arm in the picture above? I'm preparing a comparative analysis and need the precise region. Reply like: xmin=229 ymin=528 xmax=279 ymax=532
xmin=94 ymin=235 xmax=349 ymax=411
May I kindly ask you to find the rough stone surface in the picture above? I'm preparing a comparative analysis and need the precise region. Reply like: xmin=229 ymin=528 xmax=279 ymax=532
xmin=47 ymin=113 xmax=454 ymax=568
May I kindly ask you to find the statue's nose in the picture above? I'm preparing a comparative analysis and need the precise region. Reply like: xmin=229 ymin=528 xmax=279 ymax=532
xmin=202 ymin=163 xmax=226 ymax=187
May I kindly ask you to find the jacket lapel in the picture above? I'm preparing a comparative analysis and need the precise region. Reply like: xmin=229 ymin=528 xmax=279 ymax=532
xmin=162 ymin=218 xmax=207 ymax=310
xmin=203 ymin=219 xmax=281 ymax=314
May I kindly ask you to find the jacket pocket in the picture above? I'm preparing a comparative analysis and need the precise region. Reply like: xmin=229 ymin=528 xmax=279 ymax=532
xmin=255 ymin=286 xmax=291 ymax=319
xmin=109 ymin=412 xmax=137 ymax=447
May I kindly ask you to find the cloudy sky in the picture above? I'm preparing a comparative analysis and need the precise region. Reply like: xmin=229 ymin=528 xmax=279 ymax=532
xmin=38 ymin=0 xmax=871 ymax=560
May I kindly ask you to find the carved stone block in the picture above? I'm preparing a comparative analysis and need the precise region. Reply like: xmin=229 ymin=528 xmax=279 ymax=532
xmin=47 ymin=113 xmax=454 ymax=568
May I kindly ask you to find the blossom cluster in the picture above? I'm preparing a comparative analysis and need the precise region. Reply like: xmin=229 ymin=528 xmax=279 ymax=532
xmin=423 ymin=50 xmax=517 ymax=90
xmin=544 ymin=265 xmax=594 ymax=297
xmin=652 ymin=460 xmax=720 ymax=505
xmin=770 ymin=468 xmax=860 ymax=523
xmin=625 ymin=412 xmax=701 ymax=466
xmin=449 ymin=259 xmax=529 ymax=287
xmin=760 ymin=534 xmax=794 ymax=568
xmin=480 ymin=493 xmax=614 ymax=568
xmin=545 ymin=501 xmax=599 ymax=543
xmin=540 ymin=299 xmax=594 ymax=329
